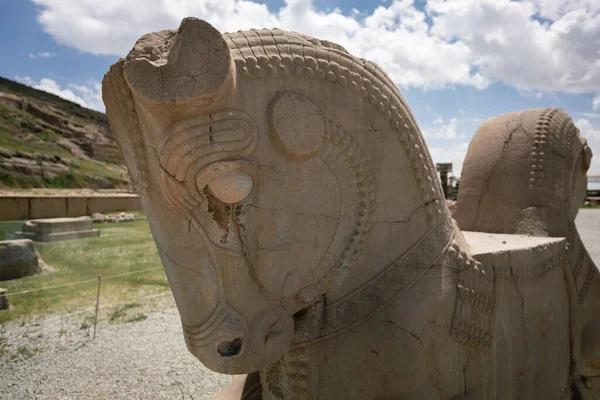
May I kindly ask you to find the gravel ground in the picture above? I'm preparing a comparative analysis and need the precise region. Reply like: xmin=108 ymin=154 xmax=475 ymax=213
xmin=0 ymin=296 xmax=231 ymax=400
xmin=0 ymin=210 xmax=598 ymax=399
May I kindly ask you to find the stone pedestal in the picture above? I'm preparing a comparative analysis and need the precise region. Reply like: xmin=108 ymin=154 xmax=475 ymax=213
xmin=0 ymin=239 xmax=40 ymax=280
xmin=16 ymin=216 xmax=100 ymax=242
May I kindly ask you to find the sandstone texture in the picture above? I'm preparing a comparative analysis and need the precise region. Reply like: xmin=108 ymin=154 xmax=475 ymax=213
xmin=0 ymin=77 xmax=131 ymax=189
xmin=0 ymin=239 xmax=40 ymax=281
xmin=103 ymin=18 xmax=599 ymax=400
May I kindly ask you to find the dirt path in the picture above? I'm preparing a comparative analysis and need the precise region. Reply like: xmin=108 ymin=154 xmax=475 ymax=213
xmin=0 ymin=302 xmax=231 ymax=399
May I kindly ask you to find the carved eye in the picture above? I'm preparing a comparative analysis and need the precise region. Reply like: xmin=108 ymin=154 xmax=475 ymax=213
xmin=207 ymin=171 xmax=253 ymax=204
xmin=196 ymin=161 xmax=256 ymax=205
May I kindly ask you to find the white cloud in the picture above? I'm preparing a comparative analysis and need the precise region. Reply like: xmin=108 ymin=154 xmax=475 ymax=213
xmin=530 ymin=0 xmax=600 ymax=21
xmin=427 ymin=0 xmax=600 ymax=106
xmin=28 ymin=51 xmax=56 ymax=59
xmin=14 ymin=76 xmax=104 ymax=112
xmin=31 ymin=0 xmax=600 ymax=103
xmin=429 ymin=142 xmax=470 ymax=176
xmin=29 ymin=0 xmax=600 ymax=110
xmin=575 ymin=118 xmax=600 ymax=175
xmin=593 ymin=96 xmax=600 ymax=111
xmin=15 ymin=76 xmax=35 ymax=86
xmin=423 ymin=117 xmax=465 ymax=140
xmin=581 ymin=112 xmax=600 ymax=119
xmin=30 ymin=0 xmax=487 ymax=91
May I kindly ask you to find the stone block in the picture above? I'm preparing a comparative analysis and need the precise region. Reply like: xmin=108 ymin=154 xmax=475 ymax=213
xmin=16 ymin=216 xmax=100 ymax=242
xmin=0 ymin=239 xmax=40 ymax=281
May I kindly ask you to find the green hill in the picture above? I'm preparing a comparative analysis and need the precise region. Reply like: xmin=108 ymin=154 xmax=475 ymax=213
xmin=0 ymin=76 xmax=130 ymax=189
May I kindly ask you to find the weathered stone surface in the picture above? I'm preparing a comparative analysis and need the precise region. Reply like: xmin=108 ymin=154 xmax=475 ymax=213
xmin=0 ymin=288 xmax=8 ymax=310
xmin=456 ymin=108 xmax=600 ymax=399
xmin=91 ymin=212 xmax=135 ymax=223
xmin=0 ymin=192 xmax=142 ymax=221
xmin=0 ymin=147 xmax=71 ymax=179
xmin=0 ymin=239 xmax=40 ymax=281
xmin=455 ymin=108 xmax=592 ymax=236
xmin=104 ymin=18 xmax=599 ymax=400
xmin=16 ymin=216 xmax=100 ymax=242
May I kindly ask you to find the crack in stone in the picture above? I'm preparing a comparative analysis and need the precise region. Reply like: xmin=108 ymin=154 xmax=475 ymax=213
xmin=473 ymin=120 xmax=523 ymax=225
xmin=509 ymin=252 xmax=529 ymax=392
xmin=375 ymin=198 xmax=438 ymax=226
xmin=233 ymin=206 xmax=275 ymax=300
xmin=384 ymin=319 xmax=443 ymax=395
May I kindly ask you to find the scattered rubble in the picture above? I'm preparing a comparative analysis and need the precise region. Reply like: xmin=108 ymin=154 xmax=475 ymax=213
xmin=91 ymin=212 xmax=136 ymax=223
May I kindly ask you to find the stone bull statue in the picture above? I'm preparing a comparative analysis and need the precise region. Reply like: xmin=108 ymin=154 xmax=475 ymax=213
xmin=102 ymin=18 xmax=599 ymax=399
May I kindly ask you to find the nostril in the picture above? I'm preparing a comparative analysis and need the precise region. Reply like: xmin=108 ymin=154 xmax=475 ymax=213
xmin=217 ymin=337 xmax=243 ymax=357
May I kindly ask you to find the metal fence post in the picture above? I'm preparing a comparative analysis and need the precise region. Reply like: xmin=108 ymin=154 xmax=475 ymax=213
xmin=93 ymin=275 xmax=101 ymax=339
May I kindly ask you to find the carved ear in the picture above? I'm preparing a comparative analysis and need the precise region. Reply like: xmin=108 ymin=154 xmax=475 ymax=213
xmin=122 ymin=17 xmax=236 ymax=110
xmin=102 ymin=59 xmax=148 ymax=194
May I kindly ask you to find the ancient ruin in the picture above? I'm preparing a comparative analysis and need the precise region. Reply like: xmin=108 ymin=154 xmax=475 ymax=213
xmin=103 ymin=18 xmax=599 ymax=399
xmin=0 ymin=239 xmax=40 ymax=281
xmin=16 ymin=216 xmax=100 ymax=242
xmin=91 ymin=212 xmax=136 ymax=223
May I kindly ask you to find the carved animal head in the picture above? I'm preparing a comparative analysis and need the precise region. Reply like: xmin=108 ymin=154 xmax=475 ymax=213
xmin=455 ymin=108 xmax=593 ymax=236
xmin=103 ymin=18 xmax=447 ymax=374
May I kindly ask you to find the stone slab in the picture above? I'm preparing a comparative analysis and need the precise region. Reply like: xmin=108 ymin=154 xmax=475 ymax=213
xmin=16 ymin=217 xmax=100 ymax=242
xmin=463 ymin=231 xmax=566 ymax=256
xmin=463 ymin=231 xmax=567 ymax=280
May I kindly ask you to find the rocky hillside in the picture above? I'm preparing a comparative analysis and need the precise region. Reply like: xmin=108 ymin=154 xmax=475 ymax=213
xmin=0 ymin=76 xmax=130 ymax=189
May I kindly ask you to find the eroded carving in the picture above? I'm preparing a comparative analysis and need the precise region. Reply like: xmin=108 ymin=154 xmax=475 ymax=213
xmin=103 ymin=18 xmax=599 ymax=400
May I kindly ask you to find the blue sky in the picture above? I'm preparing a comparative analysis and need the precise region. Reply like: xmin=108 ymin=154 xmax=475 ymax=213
xmin=1 ymin=0 xmax=600 ymax=183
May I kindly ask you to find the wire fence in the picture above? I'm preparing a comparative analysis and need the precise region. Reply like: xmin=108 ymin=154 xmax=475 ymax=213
xmin=0 ymin=218 xmax=173 ymax=350
xmin=5 ymin=266 xmax=163 ymax=297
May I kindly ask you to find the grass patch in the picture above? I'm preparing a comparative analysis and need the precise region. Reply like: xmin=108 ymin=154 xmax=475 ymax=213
xmin=0 ymin=219 xmax=168 ymax=324
xmin=80 ymin=314 xmax=94 ymax=330
xmin=0 ymin=171 xmax=88 ymax=189
xmin=125 ymin=313 xmax=148 ymax=323
xmin=0 ymin=221 xmax=22 ymax=241
xmin=15 ymin=344 xmax=41 ymax=359
xmin=108 ymin=302 xmax=142 ymax=323
xmin=0 ymin=103 xmax=129 ymax=189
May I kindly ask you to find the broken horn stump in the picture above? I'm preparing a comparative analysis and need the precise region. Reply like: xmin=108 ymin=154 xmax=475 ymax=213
xmin=122 ymin=17 xmax=236 ymax=117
